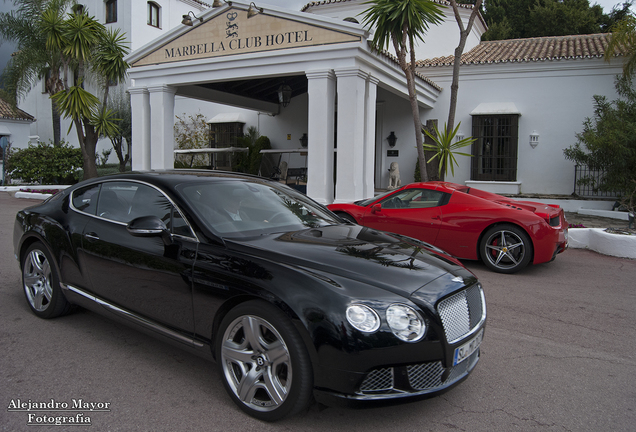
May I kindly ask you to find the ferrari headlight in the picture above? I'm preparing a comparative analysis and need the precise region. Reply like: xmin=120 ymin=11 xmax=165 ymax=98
xmin=346 ymin=304 xmax=380 ymax=332
xmin=386 ymin=304 xmax=426 ymax=342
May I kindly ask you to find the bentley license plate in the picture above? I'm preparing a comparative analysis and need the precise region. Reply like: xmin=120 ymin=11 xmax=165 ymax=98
xmin=453 ymin=329 xmax=484 ymax=366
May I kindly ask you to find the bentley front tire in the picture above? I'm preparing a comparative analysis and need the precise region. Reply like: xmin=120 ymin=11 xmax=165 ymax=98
xmin=216 ymin=300 xmax=313 ymax=421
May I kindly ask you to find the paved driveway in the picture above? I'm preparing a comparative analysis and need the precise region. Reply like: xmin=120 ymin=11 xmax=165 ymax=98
xmin=1 ymin=192 xmax=635 ymax=431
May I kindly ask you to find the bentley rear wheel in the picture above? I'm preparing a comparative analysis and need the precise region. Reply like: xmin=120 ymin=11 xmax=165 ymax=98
xmin=22 ymin=242 xmax=71 ymax=318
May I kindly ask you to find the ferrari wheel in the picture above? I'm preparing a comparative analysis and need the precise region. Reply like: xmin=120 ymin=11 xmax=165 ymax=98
xmin=22 ymin=242 xmax=72 ymax=318
xmin=480 ymin=224 xmax=533 ymax=274
xmin=216 ymin=300 xmax=313 ymax=421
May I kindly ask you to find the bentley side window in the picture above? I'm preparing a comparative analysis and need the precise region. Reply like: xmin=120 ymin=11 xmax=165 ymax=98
xmin=97 ymin=182 xmax=132 ymax=222
xmin=126 ymin=183 xmax=193 ymax=237
xmin=72 ymin=184 xmax=101 ymax=215
xmin=74 ymin=182 xmax=193 ymax=237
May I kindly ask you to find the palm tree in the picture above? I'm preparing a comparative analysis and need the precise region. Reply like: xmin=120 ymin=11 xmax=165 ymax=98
xmin=0 ymin=0 xmax=71 ymax=145
xmin=362 ymin=0 xmax=444 ymax=183
xmin=1 ymin=1 xmax=128 ymax=179
xmin=605 ymin=14 xmax=636 ymax=77
xmin=46 ymin=5 xmax=129 ymax=179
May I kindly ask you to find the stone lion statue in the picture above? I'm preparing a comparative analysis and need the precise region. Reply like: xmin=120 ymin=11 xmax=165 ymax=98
xmin=388 ymin=162 xmax=401 ymax=190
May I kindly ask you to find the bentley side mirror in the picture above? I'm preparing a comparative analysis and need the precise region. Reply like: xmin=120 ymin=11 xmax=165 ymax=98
xmin=127 ymin=215 xmax=173 ymax=245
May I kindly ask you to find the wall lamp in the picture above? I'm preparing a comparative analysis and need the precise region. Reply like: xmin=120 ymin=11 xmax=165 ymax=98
xmin=530 ymin=131 xmax=539 ymax=148
xmin=299 ymin=133 xmax=308 ymax=148
xmin=212 ymin=0 xmax=232 ymax=6
xmin=278 ymin=83 xmax=292 ymax=107
xmin=181 ymin=11 xmax=203 ymax=26
xmin=247 ymin=2 xmax=263 ymax=18
xmin=387 ymin=131 xmax=397 ymax=148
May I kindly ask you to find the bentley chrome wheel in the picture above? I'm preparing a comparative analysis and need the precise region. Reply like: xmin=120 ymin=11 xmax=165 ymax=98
xmin=217 ymin=301 xmax=313 ymax=421
xmin=23 ymin=248 xmax=53 ymax=312
xmin=221 ymin=315 xmax=292 ymax=411
xmin=21 ymin=242 xmax=71 ymax=318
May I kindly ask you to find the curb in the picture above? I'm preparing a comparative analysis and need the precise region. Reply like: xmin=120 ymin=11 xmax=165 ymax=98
xmin=568 ymin=228 xmax=636 ymax=259
xmin=14 ymin=191 xmax=53 ymax=200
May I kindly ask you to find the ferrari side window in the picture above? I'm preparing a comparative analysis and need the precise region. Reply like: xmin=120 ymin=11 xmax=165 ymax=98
xmin=71 ymin=184 xmax=101 ymax=215
xmin=382 ymin=189 xmax=446 ymax=209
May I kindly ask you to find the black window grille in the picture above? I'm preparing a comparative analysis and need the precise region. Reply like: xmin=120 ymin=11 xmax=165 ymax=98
xmin=209 ymin=122 xmax=245 ymax=170
xmin=471 ymin=115 xmax=519 ymax=182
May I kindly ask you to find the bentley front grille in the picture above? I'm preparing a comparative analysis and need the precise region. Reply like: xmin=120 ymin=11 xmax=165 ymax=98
xmin=359 ymin=367 xmax=394 ymax=392
xmin=437 ymin=283 xmax=486 ymax=344
xmin=359 ymin=351 xmax=479 ymax=394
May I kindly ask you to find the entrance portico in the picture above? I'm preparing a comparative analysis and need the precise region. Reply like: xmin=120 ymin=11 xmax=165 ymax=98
xmin=126 ymin=1 xmax=439 ymax=204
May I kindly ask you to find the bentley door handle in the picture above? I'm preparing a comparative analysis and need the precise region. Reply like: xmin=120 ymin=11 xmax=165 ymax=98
xmin=84 ymin=232 xmax=100 ymax=241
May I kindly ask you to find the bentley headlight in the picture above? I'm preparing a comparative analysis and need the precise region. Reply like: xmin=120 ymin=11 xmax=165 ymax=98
xmin=386 ymin=304 xmax=426 ymax=342
xmin=346 ymin=304 xmax=380 ymax=332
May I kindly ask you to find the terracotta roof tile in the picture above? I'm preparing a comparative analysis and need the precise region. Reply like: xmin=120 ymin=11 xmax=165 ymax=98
xmin=417 ymin=33 xmax=625 ymax=67
xmin=301 ymin=0 xmax=357 ymax=12
xmin=368 ymin=42 xmax=442 ymax=91
xmin=302 ymin=0 xmax=478 ymax=12
xmin=0 ymin=96 xmax=35 ymax=122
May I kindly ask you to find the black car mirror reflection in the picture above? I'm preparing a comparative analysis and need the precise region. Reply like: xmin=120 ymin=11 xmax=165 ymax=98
xmin=127 ymin=216 xmax=173 ymax=245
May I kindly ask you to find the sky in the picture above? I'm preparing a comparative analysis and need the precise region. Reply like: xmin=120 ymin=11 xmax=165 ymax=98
xmin=0 ymin=0 xmax=631 ymax=86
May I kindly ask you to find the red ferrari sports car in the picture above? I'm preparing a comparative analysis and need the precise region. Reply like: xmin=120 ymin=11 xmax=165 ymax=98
xmin=328 ymin=182 xmax=568 ymax=273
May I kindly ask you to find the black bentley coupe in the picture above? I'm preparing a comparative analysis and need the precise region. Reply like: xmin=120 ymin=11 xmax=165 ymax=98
xmin=14 ymin=171 xmax=486 ymax=421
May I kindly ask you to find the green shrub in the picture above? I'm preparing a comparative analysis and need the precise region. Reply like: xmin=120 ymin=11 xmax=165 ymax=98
xmin=7 ymin=141 xmax=82 ymax=185
xmin=249 ymin=135 xmax=271 ymax=175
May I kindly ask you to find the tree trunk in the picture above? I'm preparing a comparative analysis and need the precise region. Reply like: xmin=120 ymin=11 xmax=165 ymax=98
xmin=424 ymin=120 xmax=440 ymax=181
xmin=75 ymin=118 xmax=99 ymax=180
xmin=52 ymin=101 xmax=61 ymax=146
xmin=447 ymin=0 xmax=483 ymax=133
xmin=394 ymin=32 xmax=429 ymax=182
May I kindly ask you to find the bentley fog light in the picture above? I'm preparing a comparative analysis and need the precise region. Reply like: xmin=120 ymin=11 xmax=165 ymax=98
xmin=346 ymin=304 xmax=380 ymax=332
xmin=386 ymin=304 xmax=426 ymax=342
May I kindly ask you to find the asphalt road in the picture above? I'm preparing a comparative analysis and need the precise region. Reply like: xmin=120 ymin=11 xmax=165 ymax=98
xmin=1 ymin=193 xmax=635 ymax=432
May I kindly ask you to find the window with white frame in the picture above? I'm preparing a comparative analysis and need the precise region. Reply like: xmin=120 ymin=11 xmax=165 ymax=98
xmin=148 ymin=2 xmax=160 ymax=28
xmin=105 ymin=0 xmax=117 ymax=23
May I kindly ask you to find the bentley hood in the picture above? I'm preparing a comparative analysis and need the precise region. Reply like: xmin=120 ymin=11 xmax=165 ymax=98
xmin=226 ymin=224 xmax=475 ymax=298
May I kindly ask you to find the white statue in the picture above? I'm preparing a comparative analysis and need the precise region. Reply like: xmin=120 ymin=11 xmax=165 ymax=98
xmin=388 ymin=162 xmax=401 ymax=190
xmin=279 ymin=160 xmax=288 ymax=181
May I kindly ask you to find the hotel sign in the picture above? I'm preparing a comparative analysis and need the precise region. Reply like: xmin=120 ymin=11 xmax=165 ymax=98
xmin=132 ymin=8 xmax=361 ymax=67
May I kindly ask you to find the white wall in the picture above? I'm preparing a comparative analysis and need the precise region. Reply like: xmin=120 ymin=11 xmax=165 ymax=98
xmin=421 ymin=58 xmax=622 ymax=195
xmin=0 ymin=119 xmax=33 ymax=150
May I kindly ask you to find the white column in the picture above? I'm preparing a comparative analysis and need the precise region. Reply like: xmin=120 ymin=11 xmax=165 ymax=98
xmin=375 ymin=101 xmax=386 ymax=187
xmin=129 ymin=87 xmax=150 ymax=170
xmin=334 ymin=68 xmax=369 ymax=203
xmin=306 ymin=70 xmax=336 ymax=204
xmin=363 ymin=75 xmax=379 ymax=198
xmin=148 ymin=85 xmax=177 ymax=170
